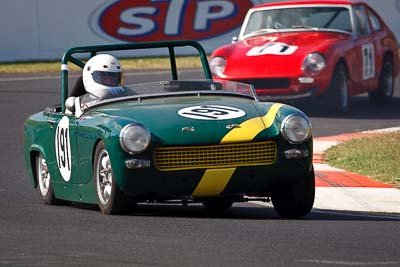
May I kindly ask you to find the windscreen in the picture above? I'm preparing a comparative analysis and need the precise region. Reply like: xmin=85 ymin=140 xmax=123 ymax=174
xmin=83 ymin=80 xmax=258 ymax=109
xmin=243 ymin=6 xmax=352 ymax=38
xmin=114 ymin=80 xmax=258 ymax=100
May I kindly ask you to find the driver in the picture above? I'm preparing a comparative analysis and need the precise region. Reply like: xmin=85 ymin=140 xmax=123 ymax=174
xmin=82 ymin=53 xmax=123 ymax=102
xmin=66 ymin=54 xmax=131 ymax=116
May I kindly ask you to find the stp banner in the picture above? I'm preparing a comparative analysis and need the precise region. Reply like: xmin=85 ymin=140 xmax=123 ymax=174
xmin=0 ymin=0 xmax=399 ymax=62
xmin=90 ymin=0 xmax=253 ymax=42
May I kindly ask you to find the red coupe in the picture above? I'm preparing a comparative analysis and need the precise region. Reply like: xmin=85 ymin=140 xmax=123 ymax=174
xmin=210 ymin=0 xmax=399 ymax=113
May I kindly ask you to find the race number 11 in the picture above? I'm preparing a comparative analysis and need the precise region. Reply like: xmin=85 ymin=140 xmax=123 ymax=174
xmin=55 ymin=116 xmax=72 ymax=182
xmin=362 ymin=43 xmax=375 ymax=80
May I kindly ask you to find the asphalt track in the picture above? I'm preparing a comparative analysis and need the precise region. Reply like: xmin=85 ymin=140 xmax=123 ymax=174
xmin=0 ymin=70 xmax=400 ymax=266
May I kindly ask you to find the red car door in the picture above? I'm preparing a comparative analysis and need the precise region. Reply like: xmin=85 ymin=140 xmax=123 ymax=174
xmin=366 ymin=6 xmax=388 ymax=90
xmin=352 ymin=4 xmax=379 ymax=94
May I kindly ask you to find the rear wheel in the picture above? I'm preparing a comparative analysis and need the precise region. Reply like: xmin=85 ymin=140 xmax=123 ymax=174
xmin=36 ymin=153 xmax=58 ymax=205
xmin=271 ymin=167 xmax=315 ymax=218
xmin=94 ymin=142 xmax=135 ymax=215
xmin=369 ymin=56 xmax=394 ymax=104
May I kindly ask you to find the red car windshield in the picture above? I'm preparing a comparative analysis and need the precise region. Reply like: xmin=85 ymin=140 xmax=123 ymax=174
xmin=243 ymin=6 xmax=352 ymax=38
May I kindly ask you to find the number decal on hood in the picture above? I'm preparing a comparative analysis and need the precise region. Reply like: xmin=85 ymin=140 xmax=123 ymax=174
xmin=55 ymin=116 xmax=72 ymax=182
xmin=247 ymin=42 xmax=298 ymax=56
xmin=178 ymin=105 xmax=245 ymax=120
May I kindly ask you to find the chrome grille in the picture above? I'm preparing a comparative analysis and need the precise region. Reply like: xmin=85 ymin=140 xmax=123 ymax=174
xmin=154 ymin=141 xmax=277 ymax=171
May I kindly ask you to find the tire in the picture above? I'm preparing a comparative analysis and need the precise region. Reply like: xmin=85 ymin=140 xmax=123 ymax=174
xmin=326 ymin=63 xmax=349 ymax=114
xmin=202 ymin=199 xmax=234 ymax=212
xmin=271 ymin=167 xmax=315 ymax=218
xmin=94 ymin=142 xmax=135 ymax=215
xmin=36 ymin=153 xmax=58 ymax=205
xmin=369 ymin=55 xmax=394 ymax=104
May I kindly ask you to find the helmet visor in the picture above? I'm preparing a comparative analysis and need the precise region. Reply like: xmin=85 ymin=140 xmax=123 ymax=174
xmin=92 ymin=71 xmax=122 ymax=87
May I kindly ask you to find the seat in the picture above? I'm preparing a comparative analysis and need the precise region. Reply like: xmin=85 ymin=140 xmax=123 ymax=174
xmin=69 ymin=76 xmax=86 ymax=97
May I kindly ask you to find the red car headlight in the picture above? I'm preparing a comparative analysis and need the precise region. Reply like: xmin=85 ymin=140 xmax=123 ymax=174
xmin=302 ymin=53 xmax=326 ymax=74
xmin=209 ymin=57 xmax=226 ymax=77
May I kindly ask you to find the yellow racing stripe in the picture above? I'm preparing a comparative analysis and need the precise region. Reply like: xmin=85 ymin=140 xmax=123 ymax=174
xmin=261 ymin=103 xmax=284 ymax=128
xmin=192 ymin=168 xmax=236 ymax=197
xmin=192 ymin=103 xmax=284 ymax=197
xmin=221 ymin=103 xmax=284 ymax=143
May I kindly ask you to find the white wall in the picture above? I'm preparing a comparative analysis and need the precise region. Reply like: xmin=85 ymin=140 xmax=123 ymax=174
xmin=0 ymin=0 xmax=399 ymax=62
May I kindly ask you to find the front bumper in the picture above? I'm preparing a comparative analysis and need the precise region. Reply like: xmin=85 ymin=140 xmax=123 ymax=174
xmin=116 ymin=140 xmax=313 ymax=199
xmin=230 ymin=74 xmax=330 ymax=101
xmin=257 ymin=87 xmax=318 ymax=101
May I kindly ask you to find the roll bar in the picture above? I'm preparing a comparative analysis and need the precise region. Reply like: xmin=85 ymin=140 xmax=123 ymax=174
xmin=60 ymin=40 xmax=212 ymax=112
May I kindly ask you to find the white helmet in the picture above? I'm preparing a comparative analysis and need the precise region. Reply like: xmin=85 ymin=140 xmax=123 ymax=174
xmin=82 ymin=54 xmax=122 ymax=98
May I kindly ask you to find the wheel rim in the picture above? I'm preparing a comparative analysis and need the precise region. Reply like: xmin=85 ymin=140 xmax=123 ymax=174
xmin=382 ymin=62 xmax=394 ymax=97
xmin=96 ymin=149 xmax=113 ymax=206
xmin=37 ymin=155 xmax=50 ymax=197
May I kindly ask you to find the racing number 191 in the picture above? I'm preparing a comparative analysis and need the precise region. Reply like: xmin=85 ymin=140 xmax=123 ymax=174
xmin=55 ymin=116 xmax=72 ymax=182
xmin=178 ymin=105 xmax=246 ymax=120
xmin=56 ymin=126 xmax=70 ymax=171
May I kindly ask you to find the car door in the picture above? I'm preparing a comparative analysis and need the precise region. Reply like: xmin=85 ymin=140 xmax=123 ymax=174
xmin=43 ymin=109 xmax=79 ymax=185
xmin=352 ymin=4 xmax=378 ymax=93
xmin=365 ymin=6 xmax=386 ymax=88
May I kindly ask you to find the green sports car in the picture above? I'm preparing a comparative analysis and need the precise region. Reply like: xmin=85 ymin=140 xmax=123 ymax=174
xmin=24 ymin=40 xmax=315 ymax=218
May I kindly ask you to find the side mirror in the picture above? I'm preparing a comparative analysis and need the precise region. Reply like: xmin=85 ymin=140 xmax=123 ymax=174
xmin=231 ymin=36 xmax=238 ymax=43
xmin=65 ymin=96 xmax=76 ymax=114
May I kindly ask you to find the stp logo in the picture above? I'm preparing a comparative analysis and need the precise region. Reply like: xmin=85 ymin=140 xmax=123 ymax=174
xmin=90 ymin=0 xmax=253 ymax=42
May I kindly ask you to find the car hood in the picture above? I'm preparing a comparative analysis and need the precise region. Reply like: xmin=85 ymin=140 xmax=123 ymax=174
xmin=91 ymin=96 xmax=283 ymax=145
xmin=223 ymin=31 xmax=349 ymax=77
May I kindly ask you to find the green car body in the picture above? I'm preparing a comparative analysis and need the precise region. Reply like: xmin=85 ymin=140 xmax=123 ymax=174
xmin=24 ymin=40 xmax=315 ymax=217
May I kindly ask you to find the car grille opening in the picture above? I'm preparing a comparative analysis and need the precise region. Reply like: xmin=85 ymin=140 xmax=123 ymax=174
xmin=234 ymin=78 xmax=290 ymax=89
xmin=154 ymin=141 xmax=277 ymax=171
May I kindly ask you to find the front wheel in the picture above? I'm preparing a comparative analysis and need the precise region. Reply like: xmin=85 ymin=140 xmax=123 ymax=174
xmin=94 ymin=142 xmax=135 ymax=215
xmin=326 ymin=64 xmax=349 ymax=114
xmin=271 ymin=167 xmax=315 ymax=218
xmin=36 ymin=153 xmax=58 ymax=205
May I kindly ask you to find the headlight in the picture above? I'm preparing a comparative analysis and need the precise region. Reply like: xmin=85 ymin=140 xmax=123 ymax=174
xmin=281 ymin=115 xmax=312 ymax=144
xmin=302 ymin=53 xmax=326 ymax=74
xmin=119 ymin=123 xmax=151 ymax=154
xmin=209 ymin=57 xmax=226 ymax=77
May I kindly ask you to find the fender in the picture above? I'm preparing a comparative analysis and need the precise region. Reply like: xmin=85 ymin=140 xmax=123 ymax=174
xmin=27 ymin=144 xmax=47 ymax=188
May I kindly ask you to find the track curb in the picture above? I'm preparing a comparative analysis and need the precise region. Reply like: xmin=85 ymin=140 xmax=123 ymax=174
xmin=312 ymin=127 xmax=400 ymax=215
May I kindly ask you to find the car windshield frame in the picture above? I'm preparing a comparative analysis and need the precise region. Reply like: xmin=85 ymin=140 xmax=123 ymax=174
xmin=84 ymin=79 xmax=258 ymax=110
xmin=239 ymin=4 xmax=354 ymax=40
